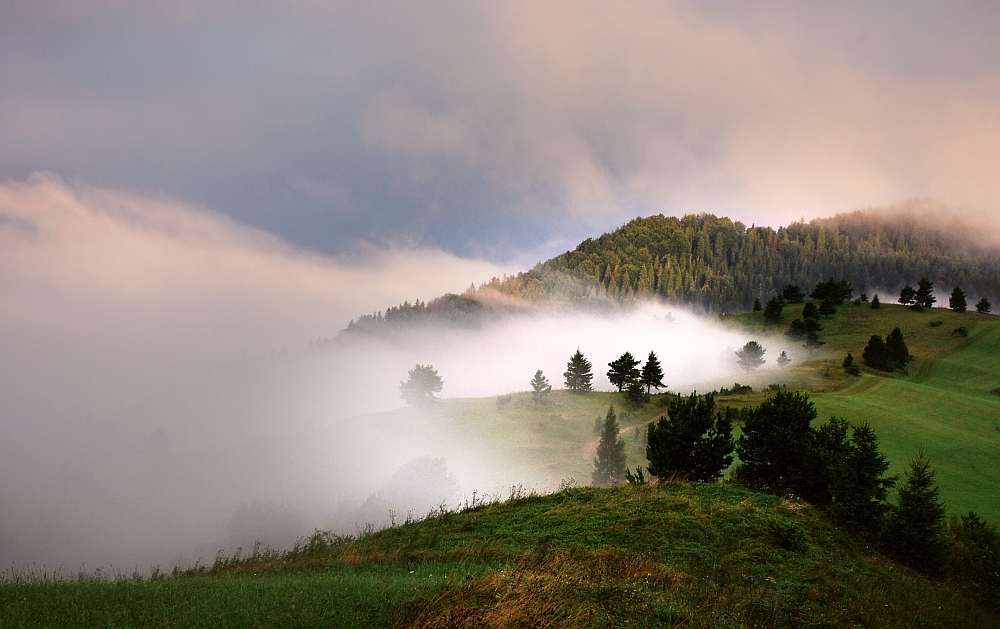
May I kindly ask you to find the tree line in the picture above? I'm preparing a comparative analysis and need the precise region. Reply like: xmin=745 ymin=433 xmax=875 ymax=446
xmin=339 ymin=210 xmax=1000 ymax=338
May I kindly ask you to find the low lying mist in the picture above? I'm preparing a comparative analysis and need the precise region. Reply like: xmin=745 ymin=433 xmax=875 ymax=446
xmin=0 ymin=175 xmax=793 ymax=572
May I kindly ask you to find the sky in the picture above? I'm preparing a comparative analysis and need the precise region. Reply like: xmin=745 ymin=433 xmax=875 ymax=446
xmin=4 ymin=1 xmax=1000 ymax=570
xmin=3 ymin=1 xmax=1000 ymax=262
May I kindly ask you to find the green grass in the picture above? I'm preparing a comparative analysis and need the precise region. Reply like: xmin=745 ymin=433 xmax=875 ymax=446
xmin=5 ymin=483 xmax=994 ymax=627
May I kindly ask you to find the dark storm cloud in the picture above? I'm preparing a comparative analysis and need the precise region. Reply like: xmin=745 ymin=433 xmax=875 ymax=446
xmin=3 ymin=1 xmax=1000 ymax=260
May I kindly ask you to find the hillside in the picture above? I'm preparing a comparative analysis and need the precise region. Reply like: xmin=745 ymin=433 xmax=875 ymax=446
xmin=341 ymin=209 xmax=1000 ymax=336
xmin=3 ymin=482 xmax=996 ymax=628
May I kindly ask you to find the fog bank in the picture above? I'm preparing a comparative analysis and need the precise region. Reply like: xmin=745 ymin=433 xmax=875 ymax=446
xmin=0 ymin=176 xmax=789 ymax=571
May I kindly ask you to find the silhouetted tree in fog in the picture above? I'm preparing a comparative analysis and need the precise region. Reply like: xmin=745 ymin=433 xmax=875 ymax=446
xmin=640 ymin=351 xmax=665 ymax=394
xmin=530 ymin=370 xmax=552 ymax=409
xmin=400 ymin=364 xmax=443 ymax=405
xmin=593 ymin=406 xmax=626 ymax=486
xmin=977 ymin=297 xmax=992 ymax=314
xmin=607 ymin=352 xmax=641 ymax=392
xmin=950 ymin=286 xmax=967 ymax=312
xmin=736 ymin=341 xmax=766 ymax=372
xmin=564 ymin=349 xmax=594 ymax=393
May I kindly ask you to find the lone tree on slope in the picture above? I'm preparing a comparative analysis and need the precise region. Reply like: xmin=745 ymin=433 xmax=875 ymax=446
xmin=763 ymin=296 xmax=784 ymax=323
xmin=949 ymin=286 xmax=967 ymax=312
xmin=563 ymin=349 xmax=594 ymax=393
xmin=640 ymin=350 xmax=665 ymax=394
xmin=884 ymin=446 xmax=947 ymax=576
xmin=898 ymin=284 xmax=916 ymax=306
xmin=736 ymin=341 xmax=766 ymax=372
xmin=607 ymin=352 xmax=641 ymax=392
xmin=530 ymin=370 xmax=552 ymax=409
xmin=871 ymin=293 xmax=881 ymax=309
xmin=976 ymin=297 xmax=992 ymax=314
xmin=399 ymin=364 xmax=443 ymax=406
xmin=914 ymin=277 xmax=936 ymax=309
xmin=593 ymin=406 xmax=626 ymax=486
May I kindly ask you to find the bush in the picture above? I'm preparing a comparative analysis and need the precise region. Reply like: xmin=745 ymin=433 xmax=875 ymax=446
xmin=954 ymin=326 xmax=970 ymax=337
xmin=842 ymin=353 xmax=860 ymax=376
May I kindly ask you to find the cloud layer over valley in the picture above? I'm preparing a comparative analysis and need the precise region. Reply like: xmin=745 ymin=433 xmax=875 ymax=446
xmin=0 ymin=177 xmax=784 ymax=570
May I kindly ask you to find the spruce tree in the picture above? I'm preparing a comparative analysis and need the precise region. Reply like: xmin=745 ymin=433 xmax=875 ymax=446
xmin=949 ymin=286 xmax=968 ymax=312
xmin=915 ymin=277 xmax=936 ymax=309
xmin=802 ymin=301 xmax=820 ymax=321
xmin=862 ymin=334 xmax=889 ymax=371
xmin=884 ymin=447 xmax=947 ymax=576
xmin=776 ymin=351 xmax=791 ymax=367
xmin=646 ymin=393 xmax=734 ymax=482
xmin=871 ymin=293 xmax=881 ymax=309
xmin=885 ymin=328 xmax=911 ymax=369
xmin=752 ymin=298 xmax=762 ymax=312
xmin=977 ymin=297 xmax=992 ymax=314
xmin=828 ymin=423 xmax=896 ymax=535
xmin=530 ymin=370 xmax=551 ymax=409
xmin=592 ymin=406 xmax=626 ymax=486
xmin=564 ymin=349 xmax=594 ymax=393
xmin=819 ymin=297 xmax=838 ymax=318
xmin=607 ymin=352 xmax=641 ymax=392
xmin=842 ymin=352 xmax=860 ymax=376
xmin=763 ymin=296 xmax=784 ymax=323
xmin=898 ymin=285 xmax=916 ymax=306
xmin=640 ymin=350 xmax=665 ymax=393
xmin=735 ymin=341 xmax=766 ymax=372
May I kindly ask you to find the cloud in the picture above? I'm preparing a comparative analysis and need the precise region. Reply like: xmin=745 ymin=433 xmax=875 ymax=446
xmin=0 ymin=175 xmax=794 ymax=572
xmin=3 ymin=2 xmax=1000 ymax=258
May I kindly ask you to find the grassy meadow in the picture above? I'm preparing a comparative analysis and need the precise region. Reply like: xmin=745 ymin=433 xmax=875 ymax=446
xmin=3 ymin=482 xmax=995 ymax=628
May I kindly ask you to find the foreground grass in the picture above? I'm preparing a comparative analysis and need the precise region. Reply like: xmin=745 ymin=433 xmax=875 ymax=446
xmin=4 ymin=482 xmax=996 ymax=628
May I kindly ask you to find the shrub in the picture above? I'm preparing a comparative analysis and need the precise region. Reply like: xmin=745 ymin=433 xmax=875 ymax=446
xmin=954 ymin=326 xmax=970 ymax=337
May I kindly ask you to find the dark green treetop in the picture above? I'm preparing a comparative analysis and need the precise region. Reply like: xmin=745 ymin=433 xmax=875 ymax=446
xmin=884 ymin=446 xmax=948 ymax=576
xmin=607 ymin=352 xmax=641 ymax=392
xmin=829 ymin=423 xmax=896 ymax=536
xmin=898 ymin=285 xmax=916 ymax=306
xmin=950 ymin=286 xmax=967 ymax=312
xmin=640 ymin=350 xmax=665 ymax=394
xmin=763 ymin=296 xmax=784 ymax=323
xmin=915 ymin=277 xmax=935 ymax=309
xmin=646 ymin=392 xmax=734 ymax=482
xmin=564 ymin=349 xmax=594 ymax=393
xmin=871 ymin=293 xmax=881 ymax=309
xmin=782 ymin=284 xmax=806 ymax=303
xmin=976 ymin=296 xmax=992 ymax=314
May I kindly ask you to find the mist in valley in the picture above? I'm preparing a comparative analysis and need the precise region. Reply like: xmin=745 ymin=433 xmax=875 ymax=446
xmin=0 ymin=176 xmax=796 ymax=573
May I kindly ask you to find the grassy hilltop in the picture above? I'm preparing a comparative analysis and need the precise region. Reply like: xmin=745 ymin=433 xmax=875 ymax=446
xmin=3 ymin=482 xmax=996 ymax=628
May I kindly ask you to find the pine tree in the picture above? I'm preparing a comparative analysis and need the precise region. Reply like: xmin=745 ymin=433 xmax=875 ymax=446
xmin=736 ymin=390 xmax=826 ymax=502
xmin=399 ymin=364 xmax=443 ymax=405
xmin=593 ymin=406 xmax=626 ymax=486
xmin=782 ymin=284 xmax=806 ymax=304
xmin=646 ymin=393 xmax=734 ymax=482
xmin=607 ymin=352 xmax=641 ymax=392
xmin=763 ymin=296 xmax=784 ymax=323
xmin=977 ymin=297 xmax=992 ymax=314
xmin=802 ymin=302 xmax=820 ymax=321
xmin=949 ymin=286 xmax=968 ymax=312
xmin=776 ymin=351 xmax=791 ymax=367
xmin=752 ymin=297 xmax=762 ymax=312
xmin=564 ymin=349 xmax=594 ymax=393
xmin=862 ymin=335 xmax=889 ymax=371
xmin=828 ymin=423 xmax=896 ymax=535
xmin=842 ymin=352 xmax=860 ymax=376
xmin=871 ymin=293 xmax=881 ymax=309
xmin=530 ymin=370 xmax=551 ymax=409
xmin=640 ymin=350 xmax=665 ymax=393
xmin=885 ymin=327 xmax=911 ymax=369
xmin=884 ymin=447 xmax=947 ymax=576
xmin=819 ymin=297 xmax=838 ymax=318
xmin=735 ymin=341 xmax=766 ymax=372
xmin=898 ymin=285 xmax=916 ymax=306
xmin=915 ymin=277 xmax=936 ymax=309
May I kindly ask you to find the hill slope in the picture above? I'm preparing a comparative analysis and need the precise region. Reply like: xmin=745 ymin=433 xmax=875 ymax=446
xmin=4 ymin=482 xmax=996 ymax=628
xmin=342 ymin=208 xmax=1000 ymax=336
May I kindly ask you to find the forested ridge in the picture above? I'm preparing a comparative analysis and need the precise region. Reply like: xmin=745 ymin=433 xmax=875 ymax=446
xmin=341 ymin=209 xmax=1000 ymax=335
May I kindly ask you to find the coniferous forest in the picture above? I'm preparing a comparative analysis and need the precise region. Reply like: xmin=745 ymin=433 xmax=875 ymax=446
xmin=343 ymin=209 xmax=1000 ymax=334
